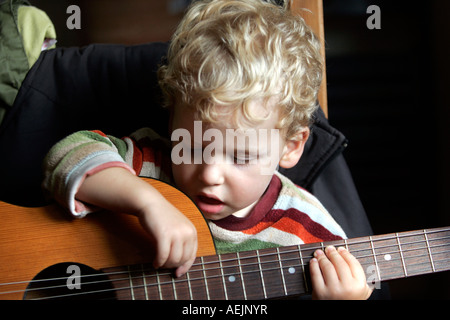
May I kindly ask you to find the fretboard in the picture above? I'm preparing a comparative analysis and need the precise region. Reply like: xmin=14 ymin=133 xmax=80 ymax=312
xmin=103 ymin=226 xmax=450 ymax=300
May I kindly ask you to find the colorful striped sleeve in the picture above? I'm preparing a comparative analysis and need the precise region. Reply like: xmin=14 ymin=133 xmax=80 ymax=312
xmin=42 ymin=128 xmax=171 ymax=217
xmin=42 ymin=130 xmax=135 ymax=217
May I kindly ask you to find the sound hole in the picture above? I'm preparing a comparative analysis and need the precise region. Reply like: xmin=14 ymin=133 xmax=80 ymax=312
xmin=24 ymin=262 xmax=116 ymax=300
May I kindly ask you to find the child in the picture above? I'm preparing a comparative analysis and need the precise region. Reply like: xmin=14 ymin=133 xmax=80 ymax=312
xmin=43 ymin=0 xmax=372 ymax=300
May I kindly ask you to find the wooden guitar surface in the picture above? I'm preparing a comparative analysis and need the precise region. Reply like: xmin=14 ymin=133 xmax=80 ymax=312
xmin=0 ymin=178 xmax=215 ymax=300
xmin=1 ymin=178 xmax=449 ymax=300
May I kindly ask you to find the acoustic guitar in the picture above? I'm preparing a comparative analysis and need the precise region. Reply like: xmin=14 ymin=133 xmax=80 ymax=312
xmin=0 ymin=178 xmax=448 ymax=300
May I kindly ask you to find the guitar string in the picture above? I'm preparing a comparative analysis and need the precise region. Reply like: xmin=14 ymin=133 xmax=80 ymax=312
xmin=19 ymin=245 xmax=450 ymax=296
xmin=1 ymin=229 xmax=449 ymax=289
xmin=3 ymin=228 xmax=449 ymax=289
xmin=21 ymin=248 xmax=450 ymax=299
xmin=4 ymin=254 xmax=450 ymax=300
xmin=20 ymin=231 xmax=450 ymax=285
xmin=1 ymin=238 xmax=449 ymax=299
xmin=1 ymin=230 xmax=449 ymax=291
xmin=21 ymin=251 xmax=450 ymax=299
xmin=1 ymin=230 xmax=449 ymax=292
xmin=25 ymin=254 xmax=450 ymax=300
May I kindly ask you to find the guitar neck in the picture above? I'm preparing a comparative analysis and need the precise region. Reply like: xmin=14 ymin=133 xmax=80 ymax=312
xmin=1 ymin=178 xmax=448 ymax=300
xmin=103 ymin=226 xmax=450 ymax=300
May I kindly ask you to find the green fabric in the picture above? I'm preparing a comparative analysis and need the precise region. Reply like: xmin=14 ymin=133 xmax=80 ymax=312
xmin=214 ymin=238 xmax=280 ymax=254
xmin=17 ymin=5 xmax=56 ymax=68
xmin=0 ymin=0 xmax=30 ymax=124
xmin=0 ymin=0 xmax=56 ymax=125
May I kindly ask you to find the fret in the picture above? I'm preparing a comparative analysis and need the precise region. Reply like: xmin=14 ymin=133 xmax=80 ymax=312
xmin=185 ymin=271 xmax=193 ymax=299
xmin=423 ymin=230 xmax=436 ymax=272
xmin=141 ymin=264 xmax=149 ymax=300
xmin=346 ymin=237 xmax=376 ymax=280
xmin=218 ymin=255 xmax=228 ymax=300
xmin=171 ymin=276 xmax=177 ymax=300
xmin=156 ymin=270 xmax=163 ymax=300
xmin=258 ymin=248 xmax=286 ymax=299
xmin=237 ymin=252 xmax=248 ymax=300
xmin=170 ymin=272 xmax=193 ymax=300
xmin=139 ymin=264 xmax=157 ymax=300
xmin=127 ymin=266 xmax=135 ymax=300
xmin=219 ymin=252 xmax=246 ymax=299
xmin=396 ymin=230 xmax=435 ymax=277
xmin=134 ymin=267 xmax=195 ymax=300
xmin=173 ymin=273 xmax=199 ymax=300
xmin=201 ymin=257 xmax=210 ymax=300
xmin=278 ymin=245 xmax=308 ymax=296
xmin=368 ymin=234 xmax=404 ymax=281
xmin=256 ymin=250 xmax=267 ymax=299
xmin=156 ymin=270 xmax=178 ymax=300
xmin=395 ymin=233 xmax=408 ymax=277
xmin=105 ymin=265 xmax=133 ymax=300
xmin=123 ymin=264 xmax=152 ymax=300
xmin=184 ymin=257 xmax=209 ymax=299
xmin=166 ymin=260 xmax=211 ymax=300
xmin=99 ymin=227 xmax=449 ymax=301
xmin=276 ymin=247 xmax=288 ymax=296
xmin=238 ymin=250 xmax=266 ymax=299
xmin=141 ymin=266 xmax=160 ymax=300
xmin=202 ymin=255 xmax=226 ymax=299
xmin=422 ymin=227 xmax=450 ymax=273
xmin=368 ymin=236 xmax=381 ymax=288
xmin=298 ymin=245 xmax=309 ymax=293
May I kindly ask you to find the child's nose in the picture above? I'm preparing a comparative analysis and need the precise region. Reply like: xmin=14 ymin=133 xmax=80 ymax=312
xmin=197 ymin=163 xmax=225 ymax=186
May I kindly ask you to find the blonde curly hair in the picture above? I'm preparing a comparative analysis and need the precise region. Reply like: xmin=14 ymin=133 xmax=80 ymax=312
xmin=158 ymin=0 xmax=323 ymax=139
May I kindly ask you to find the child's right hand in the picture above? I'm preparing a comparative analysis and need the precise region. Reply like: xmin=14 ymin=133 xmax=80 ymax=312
xmin=137 ymin=197 xmax=198 ymax=278
xmin=76 ymin=167 xmax=198 ymax=278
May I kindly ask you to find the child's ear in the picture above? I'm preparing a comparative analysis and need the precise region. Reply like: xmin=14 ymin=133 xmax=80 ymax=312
xmin=278 ymin=127 xmax=310 ymax=169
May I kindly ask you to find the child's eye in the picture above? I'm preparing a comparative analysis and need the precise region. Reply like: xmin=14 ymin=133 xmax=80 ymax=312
xmin=233 ymin=157 xmax=254 ymax=166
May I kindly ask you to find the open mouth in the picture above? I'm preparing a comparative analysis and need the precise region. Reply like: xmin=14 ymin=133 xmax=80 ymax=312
xmin=197 ymin=195 xmax=223 ymax=205
xmin=196 ymin=194 xmax=224 ymax=214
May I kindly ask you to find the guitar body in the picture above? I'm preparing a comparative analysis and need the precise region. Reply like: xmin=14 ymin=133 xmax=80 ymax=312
xmin=1 ymin=177 xmax=449 ymax=300
xmin=0 ymin=178 xmax=215 ymax=300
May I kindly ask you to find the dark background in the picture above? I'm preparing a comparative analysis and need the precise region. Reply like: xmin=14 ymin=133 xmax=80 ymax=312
xmin=31 ymin=0 xmax=449 ymax=299
xmin=323 ymin=0 xmax=450 ymax=299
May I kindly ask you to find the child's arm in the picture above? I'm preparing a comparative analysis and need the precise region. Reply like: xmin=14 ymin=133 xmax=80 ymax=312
xmin=309 ymin=246 xmax=373 ymax=300
xmin=77 ymin=167 xmax=198 ymax=278
xmin=42 ymin=130 xmax=197 ymax=277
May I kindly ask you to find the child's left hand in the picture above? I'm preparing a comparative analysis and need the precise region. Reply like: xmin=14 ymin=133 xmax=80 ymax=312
xmin=309 ymin=246 xmax=373 ymax=300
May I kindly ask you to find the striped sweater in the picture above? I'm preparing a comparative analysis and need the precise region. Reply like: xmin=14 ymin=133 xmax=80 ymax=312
xmin=43 ymin=128 xmax=347 ymax=254
xmin=211 ymin=172 xmax=346 ymax=253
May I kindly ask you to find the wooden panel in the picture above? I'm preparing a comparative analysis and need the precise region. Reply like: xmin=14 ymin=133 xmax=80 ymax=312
xmin=290 ymin=0 xmax=328 ymax=117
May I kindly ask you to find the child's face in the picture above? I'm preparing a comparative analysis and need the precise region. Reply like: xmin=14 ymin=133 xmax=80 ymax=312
xmin=170 ymin=100 xmax=294 ymax=221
